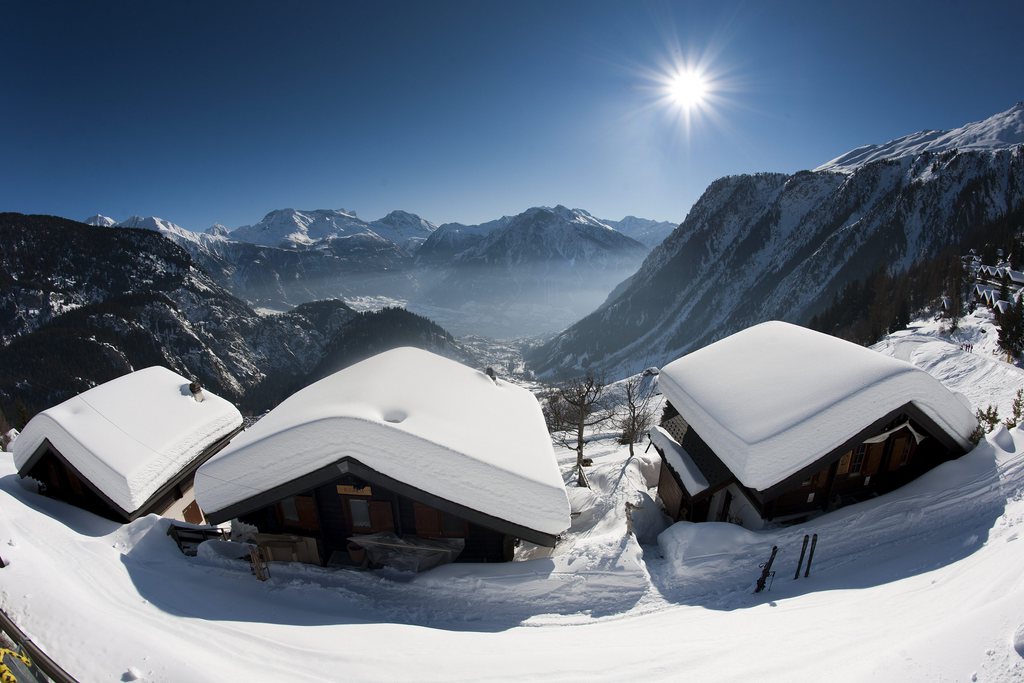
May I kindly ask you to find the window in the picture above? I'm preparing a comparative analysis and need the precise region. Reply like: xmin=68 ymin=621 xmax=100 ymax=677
xmin=277 ymin=494 xmax=319 ymax=531
xmin=346 ymin=499 xmax=394 ymax=532
xmin=280 ymin=496 xmax=299 ymax=522
xmin=850 ymin=445 xmax=866 ymax=474
xmin=802 ymin=470 xmax=824 ymax=487
xmin=349 ymin=499 xmax=372 ymax=529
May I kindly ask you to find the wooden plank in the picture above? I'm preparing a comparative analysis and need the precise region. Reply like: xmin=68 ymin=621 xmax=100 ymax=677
xmin=369 ymin=501 xmax=395 ymax=533
xmin=183 ymin=499 xmax=204 ymax=525
xmin=413 ymin=502 xmax=441 ymax=537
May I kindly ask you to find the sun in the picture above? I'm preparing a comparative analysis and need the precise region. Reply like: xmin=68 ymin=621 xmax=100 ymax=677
xmin=668 ymin=69 xmax=707 ymax=110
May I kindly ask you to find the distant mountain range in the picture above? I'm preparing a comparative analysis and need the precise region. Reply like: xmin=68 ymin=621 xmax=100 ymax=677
xmin=84 ymin=205 xmax=672 ymax=337
xmin=227 ymin=208 xmax=438 ymax=253
xmin=529 ymin=103 xmax=1024 ymax=378
xmin=0 ymin=213 xmax=468 ymax=420
xmin=418 ymin=206 xmax=648 ymax=337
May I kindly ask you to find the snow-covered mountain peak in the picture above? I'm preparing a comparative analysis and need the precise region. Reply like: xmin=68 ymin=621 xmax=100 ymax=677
xmin=456 ymin=205 xmax=646 ymax=267
xmin=110 ymin=215 xmax=223 ymax=248
xmin=368 ymin=210 xmax=437 ymax=251
xmin=116 ymin=215 xmax=193 ymax=237
xmin=601 ymin=215 xmax=679 ymax=248
xmin=373 ymin=209 xmax=435 ymax=229
xmin=522 ymin=205 xmax=616 ymax=231
xmin=231 ymin=208 xmax=370 ymax=247
xmin=83 ymin=214 xmax=116 ymax=227
xmin=206 ymin=223 xmax=230 ymax=237
xmin=818 ymin=103 xmax=1024 ymax=173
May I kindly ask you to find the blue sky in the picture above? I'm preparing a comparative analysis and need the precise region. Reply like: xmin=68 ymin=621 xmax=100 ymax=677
xmin=3 ymin=1 xmax=1022 ymax=230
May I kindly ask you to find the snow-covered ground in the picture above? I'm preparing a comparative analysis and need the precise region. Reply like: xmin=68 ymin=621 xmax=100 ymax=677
xmin=873 ymin=307 xmax=1024 ymax=418
xmin=2 ymin=314 xmax=1024 ymax=681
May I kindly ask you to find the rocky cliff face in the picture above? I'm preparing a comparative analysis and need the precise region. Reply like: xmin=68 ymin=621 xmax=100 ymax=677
xmin=529 ymin=138 xmax=1024 ymax=378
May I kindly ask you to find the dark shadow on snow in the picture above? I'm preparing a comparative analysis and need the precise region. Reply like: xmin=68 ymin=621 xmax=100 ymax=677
xmin=0 ymin=474 xmax=120 ymax=538
xmin=643 ymin=445 xmax=1008 ymax=611
xmin=120 ymin=517 xmax=646 ymax=633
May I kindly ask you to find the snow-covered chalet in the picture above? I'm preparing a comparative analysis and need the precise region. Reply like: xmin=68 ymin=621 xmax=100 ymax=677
xmin=13 ymin=366 xmax=243 ymax=523
xmin=194 ymin=347 xmax=571 ymax=567
xmin=650 ymin=321 xmax=978 ymax=528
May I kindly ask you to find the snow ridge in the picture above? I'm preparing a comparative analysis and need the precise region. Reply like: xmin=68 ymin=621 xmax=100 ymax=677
xmin=817 ymin=102 xmax=1024 ymax=173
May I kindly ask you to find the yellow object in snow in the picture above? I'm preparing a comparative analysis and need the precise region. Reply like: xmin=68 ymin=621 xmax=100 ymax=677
xmin=0 ymin=648 xmax=35 ymax=683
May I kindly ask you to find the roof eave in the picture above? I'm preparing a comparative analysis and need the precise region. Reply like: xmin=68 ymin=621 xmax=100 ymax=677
xmin=749 ymin=401 xmax=971 ymax=499
xmin=202 ymin=456 xmax=565 ymax=547
xmin=17 ymin=424 xmax=242 ymax=523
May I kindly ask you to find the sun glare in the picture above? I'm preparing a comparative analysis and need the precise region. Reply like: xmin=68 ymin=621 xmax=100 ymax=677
xmin=669 ymin=70 xmax=707 ymax=110
xmin=632 ymin=39 xmax=732 ymax=139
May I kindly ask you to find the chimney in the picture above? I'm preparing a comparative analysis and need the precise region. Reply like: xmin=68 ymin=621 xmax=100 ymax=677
xmin=189 ymin=380 xmax=205 ymax=403
xmin=484 ymin=367 xmax=497 ymax=383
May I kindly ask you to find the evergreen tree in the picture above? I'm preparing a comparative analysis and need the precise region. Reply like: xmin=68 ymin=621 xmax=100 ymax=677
xmin=1004 ymin=388 xmax=1024 ymax=430
xmin=999 ymin=296 xmax=1024 ymax=358
xmin=971 ymin=404 xmax=1001 ymax=443
xmin=947 ymin=256 xmax=965 ymax=332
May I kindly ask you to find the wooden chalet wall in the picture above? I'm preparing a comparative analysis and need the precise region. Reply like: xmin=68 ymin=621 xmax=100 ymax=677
xmin=20 ymin=428 xmax=238 ymax=523
xmin=25 ymin=449 xmax=114 ymax=519
xmin=240 ymin=472 xmax=513 ymax=566
xmin=655 ymin=402 xmax=964 ymax=526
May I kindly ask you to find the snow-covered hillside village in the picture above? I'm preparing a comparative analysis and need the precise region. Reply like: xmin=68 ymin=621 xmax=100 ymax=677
xmin=5 ymin=3 xmax=1024 ymax=682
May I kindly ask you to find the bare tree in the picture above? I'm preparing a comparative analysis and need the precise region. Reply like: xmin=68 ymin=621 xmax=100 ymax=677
xmin=614 ymin=371 xmax=658 ymax=457
xmin=545 ymin=373 xmax=613 ymax=486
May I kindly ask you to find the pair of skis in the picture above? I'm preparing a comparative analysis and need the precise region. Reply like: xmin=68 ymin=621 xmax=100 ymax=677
xmin=793 ymin=533 xmax=818 ymax=580
xmin=753 ymin=533 xmax=818 ymax=593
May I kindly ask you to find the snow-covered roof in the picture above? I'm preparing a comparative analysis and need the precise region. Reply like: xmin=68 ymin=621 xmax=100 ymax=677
xmin=13 ymin=367 xmax=243 ymax=515
xmin=195 ymin=347 xmax=571 ymax=536
xmin=649 ymin=426 xmax=708 ymax=496
xmin=657 ymin=322 xmax=978 ymax=491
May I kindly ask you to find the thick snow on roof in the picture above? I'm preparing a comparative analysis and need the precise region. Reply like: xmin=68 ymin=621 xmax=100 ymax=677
xmin=657 ymin=322 xmax=978 ymax=491
xmin=195 ymin=347 xmax=571 ymax=536
xmin=12 ymin=367 xmax=242 ymax=514
xmin=649 ymin=426 xmax=708 ymax=495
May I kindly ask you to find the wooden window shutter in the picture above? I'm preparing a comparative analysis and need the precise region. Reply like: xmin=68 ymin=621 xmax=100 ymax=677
xmin=413 ymin=502 xmax=442 ymax=537
xmin=369 ymin=501 xmax=395 ymax=533
xmin=865 ymin=443 xmax=884 ymax=475
xmin=183 ymin=499 xmax=204 ymax=525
